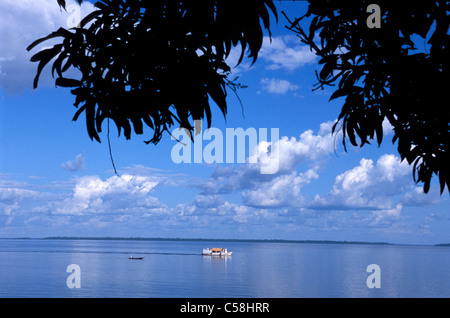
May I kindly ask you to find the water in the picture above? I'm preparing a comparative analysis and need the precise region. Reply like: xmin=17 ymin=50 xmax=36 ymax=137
xmin=0 ymin=239 xmax=449 ymax=298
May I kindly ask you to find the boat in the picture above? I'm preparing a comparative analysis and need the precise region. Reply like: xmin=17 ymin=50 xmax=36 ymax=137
xmin=202 ymin=248 xmax=232 ymax=256
xmin=128 ymin=256 xmax=144 ymax=260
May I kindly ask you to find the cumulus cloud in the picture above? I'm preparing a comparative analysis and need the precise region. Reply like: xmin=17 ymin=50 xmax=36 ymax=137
xmin=311 ymin=154 xmax=411 ymax=210
xmin=259 ymin=35 xmax=317 ymax=71
xmin=47 ymin=174 xmax=164 ymax=215
xmin=307 ymin=154 xmax=422 ymax=229
xmin=0 ymin=176 xmax=55 ymax=225
xmin=367 ymin=203 xmax=403 ymax=227
xmin=402 ymin=186 xmax=443 ymax=206
xmin=170 ymin=121 xmax=337 ymax=229
xmin=238 ymin=124 xmax=338 ymax=208
xmin=0 ymin=0 xmax=95 ymax=94
xmin=0 ymin=187 xmax=39 ymax=225
xmin=62 ymin=153 xmax=85 ymax=171
xmin=175 ymin=197 xmax=272 ymax=228
xmin=192 ymin=194 xmax=225 ymax=209
xmin=260 ymin=77 xmax=299 ymax=94
xmin=196 ymin=121 xmax=337 ymax=211
xmin=250 ymin=120 xmax=338 ymax=175
xmin=1 ymin=119 xmax=447 ymax=239
xmin=242 ymin=169 xmax=318 ymax=208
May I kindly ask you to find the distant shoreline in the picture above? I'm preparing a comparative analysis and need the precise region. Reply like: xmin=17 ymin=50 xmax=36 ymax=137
xmin=1 ymin=236 xmax=449 ymax=246
xmin=0 ymin=236 xmax=404 ymax=245
xmin=48 ymin=236 xmax=394 ymax=245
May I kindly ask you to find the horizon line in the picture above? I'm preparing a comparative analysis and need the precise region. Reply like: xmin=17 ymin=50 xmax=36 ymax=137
xmin=2 ymin=236 xmax=449 ymax=246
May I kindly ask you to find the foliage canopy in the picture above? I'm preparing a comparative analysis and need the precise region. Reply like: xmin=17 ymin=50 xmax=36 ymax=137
xmin=28 ymin=0 xmax=277 ymax=145
xmin=284 ymin=0 xmax=449 ymax=194
xmin=28 ymin=0 xmax=449 ymax=194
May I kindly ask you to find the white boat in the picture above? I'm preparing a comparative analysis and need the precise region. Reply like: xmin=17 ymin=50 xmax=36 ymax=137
xmin=202 ymin=248 xmax=232 ymax=256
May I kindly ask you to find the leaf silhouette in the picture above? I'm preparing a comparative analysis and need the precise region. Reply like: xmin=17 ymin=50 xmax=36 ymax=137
xmin=284 ymin=0 xmax=450 ymax=194
xmin=29 ymin=0 xmax=277 ymax=149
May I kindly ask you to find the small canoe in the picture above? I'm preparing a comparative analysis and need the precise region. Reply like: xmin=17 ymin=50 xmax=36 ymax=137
xmin=129 ymin=256 xmax=144 ymax=260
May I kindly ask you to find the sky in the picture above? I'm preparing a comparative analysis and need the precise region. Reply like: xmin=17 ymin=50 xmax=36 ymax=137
xmin=0 ymin=0 xmax=448 ymax=244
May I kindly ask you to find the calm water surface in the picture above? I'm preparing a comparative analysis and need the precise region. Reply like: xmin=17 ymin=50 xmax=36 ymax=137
xmin=0 ymin=239 xmax=449 ymax=298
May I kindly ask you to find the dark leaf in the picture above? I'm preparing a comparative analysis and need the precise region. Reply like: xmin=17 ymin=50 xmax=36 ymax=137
xmin=375 ymin=120 xmax=383 ymax=146
xmin=85 ymin=101 xmax=100 ymax=143
xmin=31 ymin=44 xmax=63 ymax=89
xmin=57 ymin=0 xmax=66 ymax=10
xmin=79 ymin=10 xmax=102 ymax=28
xmin=55 ymin=77 xmax=82 ymax=88
xmin=26 ymin=28 xmax=71 ymax=52
xmin=72 ymin=105 xmax=86 ymax=122
xmin=329 ymin=87 xmax=349 ymax=101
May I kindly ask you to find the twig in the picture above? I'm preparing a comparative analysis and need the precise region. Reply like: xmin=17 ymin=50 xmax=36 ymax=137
xmin=107 ymin=118 xmax=119 ymax=176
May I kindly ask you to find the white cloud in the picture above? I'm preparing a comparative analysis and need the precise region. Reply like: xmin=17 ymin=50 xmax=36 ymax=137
xmin=62 ymin=153 xmax=85 ymax=171
xmin=401 ymin=186 xmax=443 ymax=206
xmin=192 ymin=194 xmax=224 ymax=209
xmin=382 ymin=117 xmax=394 ymax=137
xmin=367 ymin=203 xmax=403 ymax=226
xmin=1 ymin=118 xmax=447 ymax=239
xmin=260 ymin=77 xmax=299 ymax=94
xmin=0 ymin=0 xmax=95 ymax=94
xmin=0 ymin=188 xmax=37 ymax=224
xmin=0 ymin=177 xmax=56 ymax=225
xmin=175 ymin=198 xmax=272 ymax=227
xmin=242 ymin=169 xmax=318 ymax=208
xmin=251 ymin=120 xmax=338 ymax=174
xmin=259 ymin=35 xmax=317 ymax=71
xmin=49 ymin=174 xmax=164 ymax=215
xmin=199 ymin=121 xmax=336 ymax=195
xmin=197 ymin=121 xmax=337 ymax=210
xmin=310 ymin=154 xmax=412 ymax=212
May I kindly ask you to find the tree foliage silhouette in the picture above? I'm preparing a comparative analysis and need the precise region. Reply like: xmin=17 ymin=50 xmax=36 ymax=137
xmin=284 ymin=0 xmax=449 ymax=194
xmin=28 ymin=0 xmax=449 ymax=194
xmin=28 ymin=0 xmax=277 ymax=145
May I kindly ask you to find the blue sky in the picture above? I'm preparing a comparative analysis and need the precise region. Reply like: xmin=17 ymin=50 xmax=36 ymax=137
xmin=0 ymin=0 xmax=448 ymax=244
